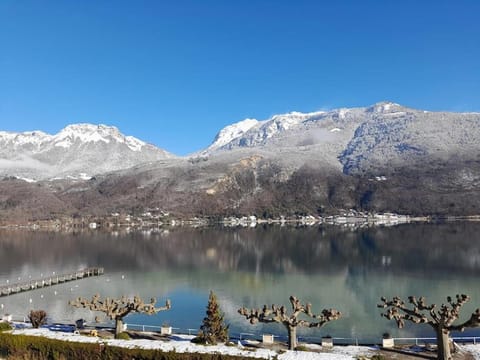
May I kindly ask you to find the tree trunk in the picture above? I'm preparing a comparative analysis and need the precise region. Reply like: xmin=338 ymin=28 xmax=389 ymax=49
xmin=287 ymin=325 xmax=297 ymax=350
xmin=437 ymin=327 xmax=452 ymax=360
xmin=115 ymin=317 xmax=124 ymax=338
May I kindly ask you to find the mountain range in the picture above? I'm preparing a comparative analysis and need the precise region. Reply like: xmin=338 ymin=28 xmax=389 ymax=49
xmin=1 ymin=102 xmax=480 ymax=221
xmin=0 ymin=124 xmax=173 ymax=181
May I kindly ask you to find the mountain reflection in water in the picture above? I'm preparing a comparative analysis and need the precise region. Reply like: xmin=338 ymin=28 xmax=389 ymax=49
xmin=1 ymin=223 xmax=480 ymax=343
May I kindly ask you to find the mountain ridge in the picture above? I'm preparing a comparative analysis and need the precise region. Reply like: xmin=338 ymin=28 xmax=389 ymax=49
xmin=201 ymin=101 xmax=480 ymax=176
xmin=2 ymin=102 xmax=480 ymax=220
xmin=0 ymin=123 xmax=173 ymax=180
xmin=202 ymin=101 xmax=414 ymax=155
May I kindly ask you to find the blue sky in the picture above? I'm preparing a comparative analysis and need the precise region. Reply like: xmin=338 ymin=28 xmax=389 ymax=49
xmin=1 ymin=0 xmax=479 ymax=155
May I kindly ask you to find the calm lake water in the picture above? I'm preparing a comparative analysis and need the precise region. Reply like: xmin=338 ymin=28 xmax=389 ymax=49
xmin=1 ymin=223 xmax=480 ymax=343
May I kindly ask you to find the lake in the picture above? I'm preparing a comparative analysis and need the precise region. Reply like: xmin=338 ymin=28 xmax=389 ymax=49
xmin=1 ymin=222 xmax=480 ymax=344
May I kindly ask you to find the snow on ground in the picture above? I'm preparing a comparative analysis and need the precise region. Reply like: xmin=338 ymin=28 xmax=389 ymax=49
xmin=17 ymin=177 xmax=37 ymax=183
xmin=459 ymin=345 xmax=480 ymax=359
xmin=11 ymin=328 xmax=374 ymax=359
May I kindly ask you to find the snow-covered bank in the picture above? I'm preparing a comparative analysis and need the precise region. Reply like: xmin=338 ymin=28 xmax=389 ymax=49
xmin=10 ymin=328 xmax=373 ymax=359
xmin=9 ymin=328 xmax=480 ymax=359
xmin=458 ymin=345 xmax=480 ymax=359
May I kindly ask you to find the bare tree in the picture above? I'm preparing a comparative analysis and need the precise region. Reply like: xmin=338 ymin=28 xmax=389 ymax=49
xmin=238 ymin=295 xmax=341 ymax=350
xmin=378 ymin=294 xmax=480 ymax=360
xmin=69 ymin=294 xmax=171 ymax=338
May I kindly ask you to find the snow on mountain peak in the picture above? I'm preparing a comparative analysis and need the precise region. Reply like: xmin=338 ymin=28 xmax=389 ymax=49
xmin=0 ymin=130 xmax=50 ymax=150
xmin=56 ymin=123 xmax=119 ymax=144
xmin=209 ymin=118 xmax=259 ymax=150
xmin=336 ymin=109 xmax=350 ymax=119
xmin=367 ymin=101 xmax=402 ymax=113
xmin=125 ymin=136 xmax=146 ymax=152
xmin=0 ymin=123 xmax=152 ymax=154
xmin=267 ymin=110 xmax=323 ymax=125
xmin=54 ymin=123 xmax=146 ymax=151
xmin=271 ymin=110 xmax=325 ymax=120
xmin=204 ymin=110 xmax=332 ymax=152
xmin=0 ymin=130 xmax=49 ymax=141
xmin=0 ymin=123 xmax=171 ymax=180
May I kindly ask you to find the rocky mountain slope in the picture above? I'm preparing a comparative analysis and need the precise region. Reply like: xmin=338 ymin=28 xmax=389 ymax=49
xmin=204 ymin=101 xmax=480 ymax=176
xmin=1 ymin=102 xmax=480 ymax=221
xmin=0 ymin=124 xmax=173 ymax=180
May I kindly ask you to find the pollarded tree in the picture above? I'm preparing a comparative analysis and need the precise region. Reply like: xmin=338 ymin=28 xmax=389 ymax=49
xmin=197 ymin=291 xmax=229 ymax=345
xmin=69 ymin=294 xmax=171 ymax=338
xmin=378 ymin=294 xmax=480 ymax=360
xmin=238 ymin=295 xmax=341 ymax=350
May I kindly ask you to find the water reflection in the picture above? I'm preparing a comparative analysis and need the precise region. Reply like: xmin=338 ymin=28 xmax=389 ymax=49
xmin=1 ymin=223 xmax=480 ymax=342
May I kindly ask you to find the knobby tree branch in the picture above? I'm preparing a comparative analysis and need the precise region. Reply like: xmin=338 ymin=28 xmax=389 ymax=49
xmin=238 ymin=295 xmax=341 ymax=328
xmin=69 ymin=293 xmax=171 ymax=321
xmin=378 ymin=294 xmax=479 ymax=332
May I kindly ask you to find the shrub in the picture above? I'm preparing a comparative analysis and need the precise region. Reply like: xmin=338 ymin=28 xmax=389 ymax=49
xmin=0 ymin=332 xmax=248 ymax=359
xmin=0 ymin=322 xmax=12 ymax=332
xmin=356 ymin=356 xmax=386 ymax=360
xmin=190 ymin=334 xmax=204 ymax=344
xmin=28 ymin=309 xmax=47 ymax=328
xmin=294 ymin=345 xmax=310 ymax=352
xmin=116 ymin=332 xmax=130 ymax=340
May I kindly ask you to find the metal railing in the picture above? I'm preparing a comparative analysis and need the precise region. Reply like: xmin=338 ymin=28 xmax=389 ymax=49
xmin=124 ymin=323 xmax=181 ymax=333
xmin=238 ymin=332 xmax=255 ymax=340
xmin=393 ymin=336 xmax=480 ymax=345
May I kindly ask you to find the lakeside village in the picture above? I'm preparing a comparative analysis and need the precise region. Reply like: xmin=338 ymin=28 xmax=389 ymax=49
xmin=0 ymin=208 xmax=440 ymax=231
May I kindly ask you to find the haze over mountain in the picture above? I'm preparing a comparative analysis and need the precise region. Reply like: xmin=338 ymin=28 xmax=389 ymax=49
xmin=1 ymin=102 xmax=480 ymax=221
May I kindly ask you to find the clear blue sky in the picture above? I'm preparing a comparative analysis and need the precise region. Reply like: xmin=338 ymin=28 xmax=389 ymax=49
xmin=1 ymin=0 xmax=479 ymax=155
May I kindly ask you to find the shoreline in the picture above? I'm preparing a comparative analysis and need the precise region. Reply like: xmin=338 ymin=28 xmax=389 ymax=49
xmin=3 ymin=211 xmax=475 ymax=232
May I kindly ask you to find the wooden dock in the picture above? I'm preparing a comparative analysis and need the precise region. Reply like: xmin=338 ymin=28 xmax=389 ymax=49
xmin=0 ymin=267 xmax=104 ymax=297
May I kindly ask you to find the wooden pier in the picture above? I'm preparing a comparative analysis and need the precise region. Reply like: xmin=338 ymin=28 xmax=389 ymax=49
xmin=0 ymin=267 xmax=104 ymax=297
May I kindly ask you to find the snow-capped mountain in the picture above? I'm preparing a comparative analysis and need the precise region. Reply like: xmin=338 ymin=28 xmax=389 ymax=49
xmin=204 ymin=110 xmax=330 ymax=152
xmin=204 ymin=102 xmax=410 ymax=153
xmin=207 ymin=118 xmax=259 ymax=151
xmin=0 ymin=124 xmax=173 ymax=180
xmin=49 ymin=124 xmax=149 ymax=152
xmin=2 ymin=102 xmax=480 ymax=220
xmin=339 ymin=103 xmax=480 ymax=174
xmin=203 ymin=101 xmax=480 ymax=175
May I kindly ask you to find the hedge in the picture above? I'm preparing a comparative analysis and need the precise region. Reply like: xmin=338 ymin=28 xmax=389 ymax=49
xmin=0 ymin=333 xmax=251 ymax=360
